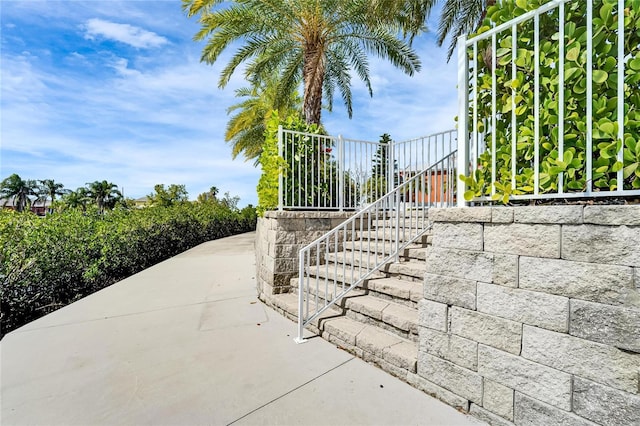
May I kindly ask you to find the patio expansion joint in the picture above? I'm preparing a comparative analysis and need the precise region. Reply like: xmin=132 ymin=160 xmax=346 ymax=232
xmin=12 ymin=294 xmax=259 ymax=334
xmin=225 ymin=356 xmax=356 ymax=426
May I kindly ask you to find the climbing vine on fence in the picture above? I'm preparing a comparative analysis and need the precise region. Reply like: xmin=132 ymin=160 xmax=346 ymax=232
xmin=463 ymin=0 xmax=640 ymax=202
xmin=257 ymin=110 xmax=325 ymax=214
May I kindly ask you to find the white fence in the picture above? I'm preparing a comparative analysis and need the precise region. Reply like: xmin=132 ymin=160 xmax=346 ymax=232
xmin=278 ymin=127 xmax=457 ymax=210
xmin=457 ymin=0 xmax=640 ymax=203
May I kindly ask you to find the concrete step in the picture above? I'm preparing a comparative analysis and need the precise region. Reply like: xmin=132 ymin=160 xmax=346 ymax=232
xmin=342 ymin=241 xmax=428 ymax=261
xmin=356 ymin=229 xmax=430 ymax=245
xmin=405 ymin=247 xmax=427 ymax=260
xmin=303 ymin=264 xmax=386 ymax=286
xmin=326 ymin=251 xmax=388 ymax=269
xmin=290 ymin=277 xmax=367 ymax=305
xmin=323 ymin=317 xmax=418 ymax=376
xmin=365 ymin=277 xmax=423 ymax=306
xmin=384 ymin=260 xmax=426 ymax=282
xmin=344 ymin=294 xmax=419 ymax=341
xmin=370 ymin=218 xmax=431 ymax=229
xmin=291 ymin=273 xmax=422 ymax=308
xmin=268 ymin=292 xmax=346 ymax=335
xmin=267 ymin=293 xmax=419 ymax=378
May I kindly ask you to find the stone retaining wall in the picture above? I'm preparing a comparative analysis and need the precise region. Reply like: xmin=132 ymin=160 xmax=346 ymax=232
xmin=255 ymin=211 xmax=352 ymax=303
xmin=416 ymin=205 xmax=640 ymax=426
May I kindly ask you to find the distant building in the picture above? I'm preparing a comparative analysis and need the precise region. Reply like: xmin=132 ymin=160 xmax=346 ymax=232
xmin=1 ymin=197 xmax=52 ymax=216
xmin=134 ymin=196 xmax=151 ymax=208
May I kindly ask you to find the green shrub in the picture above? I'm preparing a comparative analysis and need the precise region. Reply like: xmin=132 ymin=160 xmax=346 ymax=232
xmin=463 ymin=0 xmax=640 ymax=202
xmin=0 ymin=203 xmax=256 ymax=336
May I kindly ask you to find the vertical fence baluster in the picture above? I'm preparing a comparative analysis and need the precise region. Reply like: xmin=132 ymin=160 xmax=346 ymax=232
xmin=511 ymin=25 xmax=517 ymax=192
xmin=586 ymin=0 xmax=593 ymax=194
xmin=457 ymin=35 xmax=469 ymax=207
xmin=617 ymin=0 xmax=625 ymax=193
xmin=559 ymin=2 xmax=565 ymax=195
xmin=534 ymin=13 xmax=540 ymax=196
xmin=491 ymin=33 xmax=497 ymax=199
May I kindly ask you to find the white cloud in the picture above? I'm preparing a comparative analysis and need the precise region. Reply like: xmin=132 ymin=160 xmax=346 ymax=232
xmin=83 ymin=18 xmax=168 ymax=49
xmin=1 ymin=0 xmax=461 ymax=207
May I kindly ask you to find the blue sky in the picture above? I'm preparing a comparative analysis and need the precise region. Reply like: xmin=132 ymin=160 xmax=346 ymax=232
xmin=1 ymin=0 xmax=458 ymax=206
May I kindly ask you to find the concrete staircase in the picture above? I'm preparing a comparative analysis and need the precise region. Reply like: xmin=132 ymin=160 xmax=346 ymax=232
xmin=268 ymin=213 xmax=431 ymax=381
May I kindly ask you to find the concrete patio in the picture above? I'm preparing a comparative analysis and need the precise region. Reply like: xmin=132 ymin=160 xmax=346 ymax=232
xmin=1 ymin=232 xmax=484 ymax=426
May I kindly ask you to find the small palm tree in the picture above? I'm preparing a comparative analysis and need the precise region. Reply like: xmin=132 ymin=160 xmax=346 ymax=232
xmin=61 ymin=188 xmax=91 ymax=211
xmin=38 ymin=179 xmax=69 ymax=213
xmin=86 ymin=180 xmax=122 ymax=213
xmin=183 ymin=0 xmax=421 ymax=125
xmin=197 ymin=185 xmax=219 ymax=203
xmin=0 ymin=174 xmax=38 ymax=212
xmin=226 ymin=73 xmax=301 ymax=162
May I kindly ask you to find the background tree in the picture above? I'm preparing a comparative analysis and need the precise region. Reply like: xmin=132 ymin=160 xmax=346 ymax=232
xmin=86 ymin=180 xmax=122 ymax=213
xmin=0 ymin=174 xmax=38 ymax=212
xmin=148 ymin=184 xmax=189 ymax=207
xmin=371 ymin=133 xmax=394 ymax=178
xmin=183 ymin=0 xmax=421 ymax=125
xmin=197 ymin=186 xmax=219 ymax=203
xmin=226 ymin=73 xmax=301 ymax=162
xmin=60 ymin=188 xmax=91 ymax=211
xmin=38 ymin=179 xmax=69 ymax=213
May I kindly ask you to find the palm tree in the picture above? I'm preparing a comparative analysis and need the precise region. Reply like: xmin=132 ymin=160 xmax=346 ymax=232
xmin=197 ymin=185 xmax=219 ymax=203
xmin=434 ymin=0 xmax=496 ymax=59
xmin=38 ymin=179 xmax=69 ymax=213
xmin=0 ymin=174 xmax=38 ymax=212
xmin=86 ymin=180 xmax=122 ymax=213
xmin=375 ymin=0 xmax=497 ymax=60
xmin=183 ymin=0 xmax=421 ymax=125
xmin=61 ymin=188 xmax=91 ymax=211
xmin=226 ymin=73 xmax=301 ymax=162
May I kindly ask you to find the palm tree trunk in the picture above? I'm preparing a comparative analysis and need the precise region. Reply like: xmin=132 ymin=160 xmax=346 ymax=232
xmin=302 ymin=44 xmax=325 ymax=125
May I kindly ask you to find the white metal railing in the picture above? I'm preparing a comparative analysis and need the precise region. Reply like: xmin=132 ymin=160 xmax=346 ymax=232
xmin=457 ymin=0 xmax=640 ymax=203
xmin=278 ymin=127 xmax=456 ymax=210
xmin=295 ymin=150 xmax=457 ymax=342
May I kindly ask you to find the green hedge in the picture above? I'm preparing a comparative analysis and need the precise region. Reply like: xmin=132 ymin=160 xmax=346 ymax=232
xmin=0 ymin=203 xmax=257 ymax=336
xmin=464 ymin=0 xmax=640 ymax=202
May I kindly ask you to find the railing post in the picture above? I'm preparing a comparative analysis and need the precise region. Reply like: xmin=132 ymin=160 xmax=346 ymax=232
xmin=388 ymin=138 xmax=395 ymax=194
xmin=295 ymin=251 xmax=306 ymax=344
xmin=395 ymin=190 xmax=400 ymax=262
xmin=278 ymin=125 xmax=284 ymax=211
xmin=456 ymin=35 xmax=470 ymax=208
xmin=338 ymin=135 xmax=345 ymax=211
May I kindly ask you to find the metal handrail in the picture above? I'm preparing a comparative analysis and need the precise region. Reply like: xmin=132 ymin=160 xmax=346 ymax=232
xmin=295 ymin=150 xmax=457 ymax=342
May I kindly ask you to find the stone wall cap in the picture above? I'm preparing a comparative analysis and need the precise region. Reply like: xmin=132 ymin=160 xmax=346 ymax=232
xmin=263 ymin=210 xmax=353 ymax=219
xmin=583 ymin=205 xmax=640 ymax=226
xmin=429 ymin=207 xmax=492 ymax=223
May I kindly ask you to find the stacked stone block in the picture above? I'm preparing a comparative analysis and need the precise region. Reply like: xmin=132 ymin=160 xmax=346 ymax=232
xmin=255 ymin=211 xmax=352 ymax=306
xmin=417 ymin=205 xmax=640 ymax=426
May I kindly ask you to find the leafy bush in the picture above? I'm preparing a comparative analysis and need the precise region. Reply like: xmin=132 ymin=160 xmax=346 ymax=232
xmin=463 ymin=0 xmax=640 ymax=202
xmin=0 ymin=202 xmax=256 ymax=336
xmin=257 ymin=110 xmax=326 ymax=214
